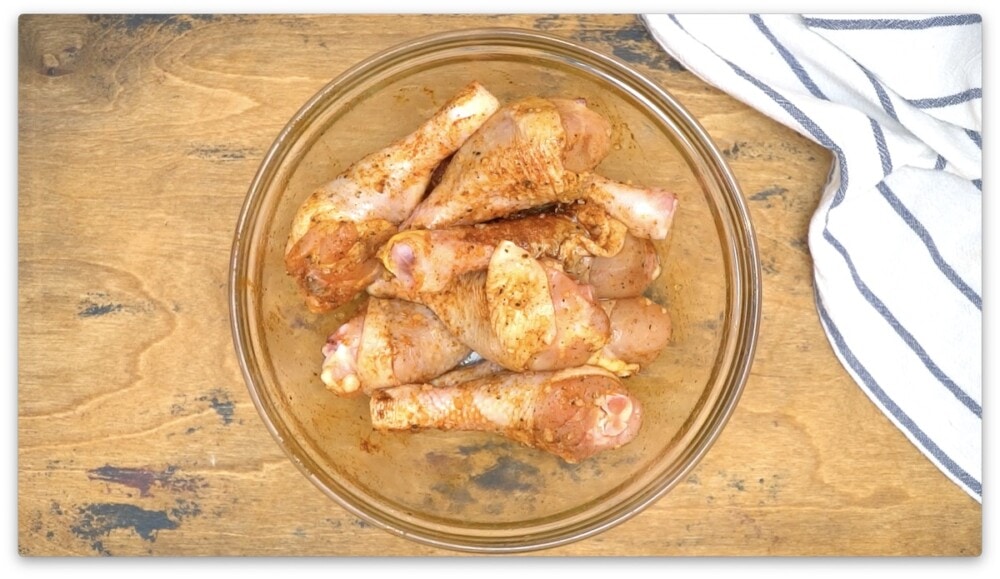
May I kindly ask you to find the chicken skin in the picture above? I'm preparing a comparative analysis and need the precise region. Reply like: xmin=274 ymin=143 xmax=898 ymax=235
xmin=320 ymin=297 xmax=471 ymax=396
xmin=402 ymin=97 xmax=610 ymax=230
xmin=378 ymin=240 xmax=611 ymax=373
xmin=379 ymin=210 xmax=660 ymax=300
xmin=401 ymin=96 xmax=678 ymax=241
xmin=589 ymin=297 xmax=673 ymax=376
xmin=285 ymin=82 xmax=500 ymax=312
xmin=378 ymin=201 xmax=627 ymax=294
xmin=582 ymin=233 xmax=662 ymax=299
xmin=370 ymin=366 xmax=643 ymax=463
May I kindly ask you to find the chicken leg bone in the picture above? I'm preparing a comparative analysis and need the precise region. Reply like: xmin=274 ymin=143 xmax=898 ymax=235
xmin=370 ymin=365 xmax=643 ymax=463
xmin=285 ymin=82 xmax=501 ymax=313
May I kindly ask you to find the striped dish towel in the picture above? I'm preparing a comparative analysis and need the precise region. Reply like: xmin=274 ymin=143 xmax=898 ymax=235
xmin=642 ymin=14 xmax=982 ymax=502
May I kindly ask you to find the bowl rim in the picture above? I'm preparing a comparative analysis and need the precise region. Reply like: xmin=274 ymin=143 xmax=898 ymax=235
xmin=229 ymin=25 xmax=762 ymax=554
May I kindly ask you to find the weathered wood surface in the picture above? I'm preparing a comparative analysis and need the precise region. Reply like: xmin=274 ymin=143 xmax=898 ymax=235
xmin=18 ymin=14 xmax=981 ymax=556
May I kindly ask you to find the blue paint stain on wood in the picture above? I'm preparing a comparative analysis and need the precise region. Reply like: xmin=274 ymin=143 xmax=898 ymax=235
xmin=197 ymin=389 xmax=235 ymax=425
xmin=210 ymin=396 xmax=234 ymax=424
xmin=431 ymin=482 xmax=475 ymax=507
xmin=86 ymin=464 xmax=206 ymax=497
xmin=71 ymin=503 xmax=178 ymax=555
xmin=78 ymin=302 xmax=124 ymax=317
xmin=90 ymin=14 xmax=222 ymax=35
xmin=70 ymin=499 xmax=203 ymax=555
xmin=456 ymin=440 xmax=512 ymax=456
xmin=566 ymin=16 xmax=687 ymax=72
xmin=77 ymin=291 xmax=152 ymax=318
xmin=750 ymin=186 xmax=789 ymax=201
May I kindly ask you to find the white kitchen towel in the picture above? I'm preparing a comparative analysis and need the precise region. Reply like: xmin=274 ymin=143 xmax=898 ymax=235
xmin=642 ymin=14 xmax=982 ymax=502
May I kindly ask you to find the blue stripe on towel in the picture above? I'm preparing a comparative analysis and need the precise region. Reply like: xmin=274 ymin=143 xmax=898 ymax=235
xmin=861 ymin=97 xmax=980 ymax=312
xmin=859 ymin=67 xmax=900 ymax=122
xmin=876 ymin=182 xmax=983 ymax=310
xmin=869 ymin=118 xmax=893 ymax=176
xmin=803 ymin=14 xmax=982 ymax=30
xmin=750 ymin=14 xmax=827 ymax=99
xmin=908 ymin=87 xmax=982 ymax=109
xmin=822 ymin=229 xmax=982 ymax=417
xmin=965 ymin=128 xmax=982 ymax=149
xmin=724 ymin=59 xmax=845 ymax=184
xmin=816 ymin=290 xmax=982 ymax=497
xmin=934 ymin=155 xmax=947 ymax=170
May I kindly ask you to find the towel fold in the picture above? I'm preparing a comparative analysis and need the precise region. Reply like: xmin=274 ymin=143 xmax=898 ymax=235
xmin=642 ymin=13 xmax=982 ymax=502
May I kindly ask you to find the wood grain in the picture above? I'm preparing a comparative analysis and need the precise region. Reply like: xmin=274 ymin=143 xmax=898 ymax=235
xmin=18 ymin=13 xmax=981 ymax=556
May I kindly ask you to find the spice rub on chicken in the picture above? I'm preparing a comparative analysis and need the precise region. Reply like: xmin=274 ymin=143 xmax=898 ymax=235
xmin=370 ymin=366 xmax=642 ymax=463
xmin=320 ymin=297 xmax=471 ymax=397
xmin=378 ymin=201 xmax=628 ymax=294
xmin=402 ymin=96 xmax=678 ymax=240
xmin=285 ymin=82 xmax=500 ymax=313
xmin=287 ymin=81 xmax=678 ymax=463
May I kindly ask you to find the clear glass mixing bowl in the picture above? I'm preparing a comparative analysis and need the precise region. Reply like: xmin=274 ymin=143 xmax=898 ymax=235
xmin=230 ymin=27 xmax=761 ymax=553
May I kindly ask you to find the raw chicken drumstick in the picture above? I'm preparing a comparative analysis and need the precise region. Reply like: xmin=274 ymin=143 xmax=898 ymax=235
xmin=402 ymin=96 xmax=678 ymax=240
xmin=590 ymin=297 xmax=672 ymax=376
xmin=284 ymin=82 xmax=500 ymax=313
xmin=379 ymin=211 xmax=660 ymax=299
xmin=581 ymin=233 xmax=661 ymax=299
xmin=401 ymin=96 xmax=609 ymax=231
xmin=386 ymin=240 xmax=613 ymax=373
xmin=335 ymin=291 xmax=671 ymax=384
xmin=320 ymin=297 xmax=471 ymax=397
xmin=370 ymin=366 xmax=643 ymax=463
xmin=371 ymin=240 xmax=671 ymax=376
xmin=378 ymin=201 xmax=628 ymax=294
xmin=577 ymin=173 xmax=678 ymax=241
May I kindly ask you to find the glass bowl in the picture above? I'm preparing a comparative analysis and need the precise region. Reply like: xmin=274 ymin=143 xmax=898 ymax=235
xmin=229 ymin=27 xmax=760 ymax=553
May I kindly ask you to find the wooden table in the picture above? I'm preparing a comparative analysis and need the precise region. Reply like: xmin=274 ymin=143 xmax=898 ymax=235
xmin=18 ymin=13 xmax=981 ymax=557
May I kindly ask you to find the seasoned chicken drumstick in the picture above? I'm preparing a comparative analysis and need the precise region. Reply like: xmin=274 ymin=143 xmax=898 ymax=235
xmin=370 ymin=366 xmax=643 ymax=463
xmin=320 ymin=297 xmax=471 ymax=397
xmin=590 ymin=296 xmax=672 ymax=377
xmin=581 ymin=232 xmax=661 ymax=299
xmin=371 ymin=240 xmax=670 ymax=376
xmin=378 ymin=201 xmax=628 ymax=294
xmin=402 ymin=96 xmax=608 ymax=231
xmin=388 ymin=240 xmax=613 ymax=373
xmin=402 ymin=96 xmax=678 ymax=240
xmin=379 ymin=211 xmax=660 ymax=299
xmin=285 ymin=82 xmax=500 ymax=312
